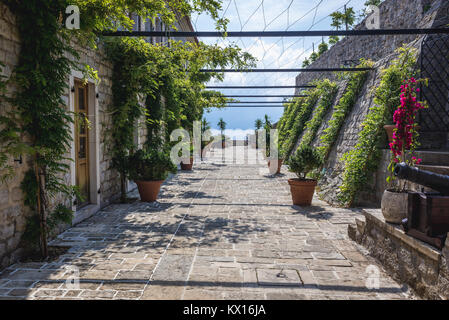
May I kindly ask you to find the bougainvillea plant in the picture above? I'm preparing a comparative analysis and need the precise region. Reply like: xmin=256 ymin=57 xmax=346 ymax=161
xmin=387 ymin=77 xmax=428 ymax=189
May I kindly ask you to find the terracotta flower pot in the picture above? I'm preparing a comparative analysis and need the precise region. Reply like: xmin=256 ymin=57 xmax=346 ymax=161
xmin=288 ymin=179 xmax=317 ymax=206
xmin=267 ymin=159 xmax=284 ymax=174
xmin=135 ymin=180 xmax=164 ymax=202
xmin=181 ymin=157 xmax=194 ymax=171
xmin=384 ymin=125 xmax=395 ymax=143
xmin=381 ymin=189 xmax=408 ymax=224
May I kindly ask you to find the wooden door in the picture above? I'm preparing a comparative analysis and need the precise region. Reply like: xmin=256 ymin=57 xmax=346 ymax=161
xmin=74 ymin=81 xmax=90 ymax=208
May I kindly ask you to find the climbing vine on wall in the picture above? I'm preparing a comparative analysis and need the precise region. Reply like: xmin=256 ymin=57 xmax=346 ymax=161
xmin=298 ymin=80 xmax=338 ymax=149
xmin=279 ymin=89 xmax=320 ymax=158
xmin=277 ymin=97 xmax=305 ymax=150
xmin=338 ymin=47 xmax=417 ymax=207
xmin=278 ymin=80 xmax=339 ymax=159
xmin=318 ymin=60 xmax=374 ymax=161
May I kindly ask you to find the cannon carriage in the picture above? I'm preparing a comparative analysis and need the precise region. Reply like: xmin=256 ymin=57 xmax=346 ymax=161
xmin=394 ymin=163 xmax=449 ymax=249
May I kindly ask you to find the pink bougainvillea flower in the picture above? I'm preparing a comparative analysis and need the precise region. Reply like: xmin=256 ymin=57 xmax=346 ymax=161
xmin=389 ymin=78 xmax=426 ymax=168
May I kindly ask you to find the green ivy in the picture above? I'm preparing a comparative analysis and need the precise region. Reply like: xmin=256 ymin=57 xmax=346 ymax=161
xmin=318 ymin=60 xmax=374 ymax=160
xmin=298 ymin=80 xmax=338 ymax=149
xmin=280 ymin=89 xmax=321 ymax=158
xmin=277 ymin=97 xmax=305 ymax=149
xmin=277 ymin=81 xmax=337 ymax=159
xmin=338 ymin=47 xmax=417 ymax=207
xmin=105 ymin=37 xmax=159 ymax=201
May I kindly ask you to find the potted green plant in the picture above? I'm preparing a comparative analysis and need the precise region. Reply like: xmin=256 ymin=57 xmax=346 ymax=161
xmin=180 ymin=143 xmax=194 ymax=171
xmin=218 ymin=118 xmax=227 ymax=149
xmin=382 ymin=78 xmax=427 ymax=223
xmin=286 ymin=145 xmax=323 ymax=206
xmin=201 ymin=118 xmax=212 ymax=160
xmin=254 ymin=118 xmax=263 ymax=149
xmin=127 ymin=149 xmax=177 ymax=202
xmin=267 ymin=140 xmax=285 ymax=175
xmin=268 ymin=157 xmax=284 ymax=175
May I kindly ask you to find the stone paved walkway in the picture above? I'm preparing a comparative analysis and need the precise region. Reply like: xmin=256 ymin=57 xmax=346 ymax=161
xmin=0 ymin=146 xmax=414 ymax=300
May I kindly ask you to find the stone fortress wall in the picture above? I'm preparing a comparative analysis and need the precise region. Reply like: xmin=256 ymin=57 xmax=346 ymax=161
xmin=292 ymin=0 xmax=449 ymax=206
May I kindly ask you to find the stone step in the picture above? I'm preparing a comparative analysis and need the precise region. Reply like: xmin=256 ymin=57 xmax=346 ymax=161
xmin=415 ymin=151 xmax=449 ymax=166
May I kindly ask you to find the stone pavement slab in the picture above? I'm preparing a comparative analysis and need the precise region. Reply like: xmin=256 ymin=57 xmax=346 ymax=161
xmin=0 ymin=146 xmax=414 ymax=300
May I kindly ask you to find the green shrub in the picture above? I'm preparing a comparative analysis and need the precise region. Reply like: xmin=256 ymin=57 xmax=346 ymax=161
xmin=287 ymin=145 xmax=323 ymax=179
xmin=128 ymin=149 xmax=177 ymax=181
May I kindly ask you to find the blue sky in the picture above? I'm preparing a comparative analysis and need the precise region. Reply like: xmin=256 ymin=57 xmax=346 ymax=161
xmin=191 ymin=0 xmax=368 ymax=138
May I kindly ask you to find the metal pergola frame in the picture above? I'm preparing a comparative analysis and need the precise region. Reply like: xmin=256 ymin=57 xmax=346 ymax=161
xmin=200 ymin=67 xmax=373 ymax=73
xmin=101 ymin=28 xmax=449 ymax=108
xmin=206 ymin=85 xmax=315 ymax=89
xmin=222 ymin=105 xmax=288 ymax=107
xmin=102 ymin=28 xmax=449 ymax=38
xmin=228 ymin=101 xmax=296 ymax=104
xmin=223 ymin=95 xmax=307 ymax=98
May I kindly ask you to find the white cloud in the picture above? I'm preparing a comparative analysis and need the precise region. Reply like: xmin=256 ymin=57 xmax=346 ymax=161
xmin=210 ymin=128 xmax=254 ymax=140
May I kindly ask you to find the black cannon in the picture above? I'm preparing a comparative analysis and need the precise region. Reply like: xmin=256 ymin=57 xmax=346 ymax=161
xmin=393 ymin=163 xmax=449 ymax=249
xmin=394 ymin=162 xmax=449 ymax=196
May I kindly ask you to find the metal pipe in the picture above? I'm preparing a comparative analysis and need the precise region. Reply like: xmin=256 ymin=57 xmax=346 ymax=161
xmin=221 ymin=95 xmax=308 ymax=98
xmin=220 ymin=105 xmax=287 ymax=108
xmin=102 ymin=28 xmax=449 ymax=38
xmin=227 ymin=101 xmax=296 ymax=104
xmin=206 ymin=85 xmax=316 ymax=89
xmin=200 ymin=68 xmax=373 ymax=73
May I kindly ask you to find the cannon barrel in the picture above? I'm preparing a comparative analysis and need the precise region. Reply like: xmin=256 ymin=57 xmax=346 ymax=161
xmin=394 ymin=163 xmax=449 ymax=196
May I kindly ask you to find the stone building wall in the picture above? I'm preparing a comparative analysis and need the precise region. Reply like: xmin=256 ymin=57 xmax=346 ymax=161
xmin=0 ymin=3 xmax=33 ymax=269
xmin=0 ymin=3 xmax=142 ymax=268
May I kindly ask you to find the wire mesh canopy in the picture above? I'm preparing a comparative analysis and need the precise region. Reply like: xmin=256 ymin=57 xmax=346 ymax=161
xmin=188 ymin=0 xmax=380 ymax=109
